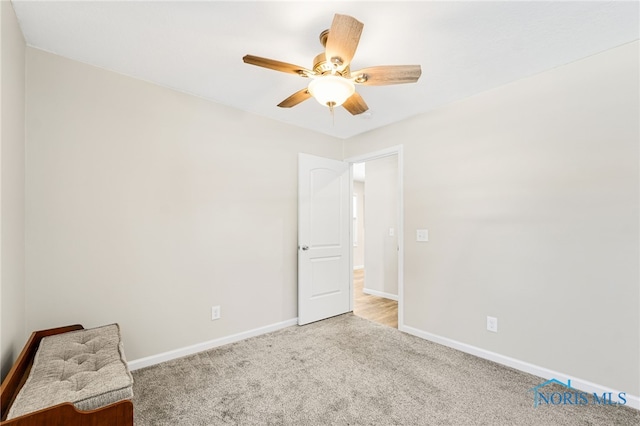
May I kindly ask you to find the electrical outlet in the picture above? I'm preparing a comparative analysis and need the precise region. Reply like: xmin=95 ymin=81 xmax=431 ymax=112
xmin=487 ymin=316 xmax=498 ymax=333
xmin=212 ymin=305 xmax=221 ymax=320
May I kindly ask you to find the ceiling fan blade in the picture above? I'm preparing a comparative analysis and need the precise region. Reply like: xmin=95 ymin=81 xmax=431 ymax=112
xmin=351 ymin=65 xmax=422 ymax=86
xmin=243 ymin=55 xmax=313 ymax=77
xmin=325 ymin=14 xmax=363 ymax=69
xmin=342 ymin=92 xmax=369 ymax=115
xmin=277 ymin=88 xmax=312 ymax=108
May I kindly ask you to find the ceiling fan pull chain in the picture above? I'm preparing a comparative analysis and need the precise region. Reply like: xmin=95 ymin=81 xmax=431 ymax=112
xmin=328 ymin=102 xmax=335 ymax=126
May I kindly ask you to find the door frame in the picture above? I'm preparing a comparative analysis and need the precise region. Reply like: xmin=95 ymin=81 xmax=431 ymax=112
xmin=345 ymin=145 xmax=404 ymax=329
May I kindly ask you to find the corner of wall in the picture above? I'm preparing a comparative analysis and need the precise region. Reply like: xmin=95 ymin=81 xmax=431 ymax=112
xmin=0 ymin=0 xmax=27 ymax=380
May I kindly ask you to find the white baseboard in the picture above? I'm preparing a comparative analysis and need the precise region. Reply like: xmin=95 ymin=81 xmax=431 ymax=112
xmin=400 ymin=325 xmax=639 ymax=410
xmin=128 ymin=318 xmax=298 ymax=371
xmin=363 ymin=288 xmax=398 ymax=301
xmin=353 ymin=265 xmax=364 ymax=270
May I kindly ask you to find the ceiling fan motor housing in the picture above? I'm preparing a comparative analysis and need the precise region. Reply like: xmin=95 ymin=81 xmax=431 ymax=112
xmin=312 ymin=52 xmax=350 ymax=77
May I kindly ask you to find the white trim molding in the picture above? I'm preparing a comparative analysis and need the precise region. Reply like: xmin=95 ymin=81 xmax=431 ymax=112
xmin=401 ymin=325 xmax=639 ymax=410
xmin=363 ymin=288 xmax=398 ymax=301
xmin=128 ymin=318 xmax=298 ymax=371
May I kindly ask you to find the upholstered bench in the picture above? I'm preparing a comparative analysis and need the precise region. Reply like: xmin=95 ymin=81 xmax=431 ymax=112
xmin=0 ymin=324 xmax=134 ymax=426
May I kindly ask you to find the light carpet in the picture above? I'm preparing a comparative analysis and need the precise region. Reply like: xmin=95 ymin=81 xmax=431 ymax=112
xmin=132 ymin=314 xmax=638 ymax=425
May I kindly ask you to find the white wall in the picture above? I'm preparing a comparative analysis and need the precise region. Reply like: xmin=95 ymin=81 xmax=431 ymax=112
xmin=25 ymin=48 xmax=343 ymax=361
xmin=353 ymin=180 xmax=365 ymax=269
xmin=363 ymin=156 xmax=398 ymax=297
xmin=344 ymin=42 xmax=640 ymax=395
xmin=0 ymin=0 xmax=26 ymax=380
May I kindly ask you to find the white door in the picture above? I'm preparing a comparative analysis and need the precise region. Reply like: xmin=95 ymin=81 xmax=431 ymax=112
xmin=298 ymin=153 xmax=351 ymax=325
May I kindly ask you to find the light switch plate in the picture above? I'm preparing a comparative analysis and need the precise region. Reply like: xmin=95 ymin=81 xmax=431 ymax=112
xmin=416 ymin=229 xmax=428 ymax=242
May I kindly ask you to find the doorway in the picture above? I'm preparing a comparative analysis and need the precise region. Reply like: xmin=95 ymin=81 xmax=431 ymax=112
xmin=347 ymin=146 xmax=403 ymax=329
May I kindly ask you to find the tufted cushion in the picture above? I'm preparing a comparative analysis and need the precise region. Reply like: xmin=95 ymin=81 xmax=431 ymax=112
xmin=7 ymin=324 xmax=133 ymax=420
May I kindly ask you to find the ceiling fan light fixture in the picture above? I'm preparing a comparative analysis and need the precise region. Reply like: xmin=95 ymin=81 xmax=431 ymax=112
xmin=308 ymin=75 xmax=355 ymax=108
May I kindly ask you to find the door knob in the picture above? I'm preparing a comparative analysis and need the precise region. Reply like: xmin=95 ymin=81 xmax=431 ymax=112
xmin=300 ymin=245 xmax=309 ymax=251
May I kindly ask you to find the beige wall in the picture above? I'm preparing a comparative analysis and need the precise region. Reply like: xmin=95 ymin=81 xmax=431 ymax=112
xmin=25 ymin=48 xmax=342 ymax=361
xmin=353 ymin=180 xmax=365 ymax=269
xmin=344 ymin=42 xmax=640 ymax=395
xmin=364 ymin=156 xmax=398 ymax=297
xmin=0 ymin=0 xmax=26 ymax=380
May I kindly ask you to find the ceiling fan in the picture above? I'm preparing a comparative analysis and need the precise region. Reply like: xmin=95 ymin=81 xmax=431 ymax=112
xmin=243 ymin=14 xmax=422 ymax=115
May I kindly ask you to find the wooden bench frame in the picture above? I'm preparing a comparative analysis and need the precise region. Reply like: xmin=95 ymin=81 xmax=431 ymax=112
xmin=0 ymin=325 xmax=133 ymax=426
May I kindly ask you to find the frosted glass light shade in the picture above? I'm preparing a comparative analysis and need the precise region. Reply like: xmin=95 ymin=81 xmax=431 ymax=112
xmin=308 ymin=75 xmax=355 ymax=107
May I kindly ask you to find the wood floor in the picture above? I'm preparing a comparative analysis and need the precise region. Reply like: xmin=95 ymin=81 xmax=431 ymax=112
xmin=353 ymin=269 xmax=398 ymax=328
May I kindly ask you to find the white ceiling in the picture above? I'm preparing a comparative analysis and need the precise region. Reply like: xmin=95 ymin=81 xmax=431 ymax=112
xmin=11 ymin=1 xmax=639 ymax=139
